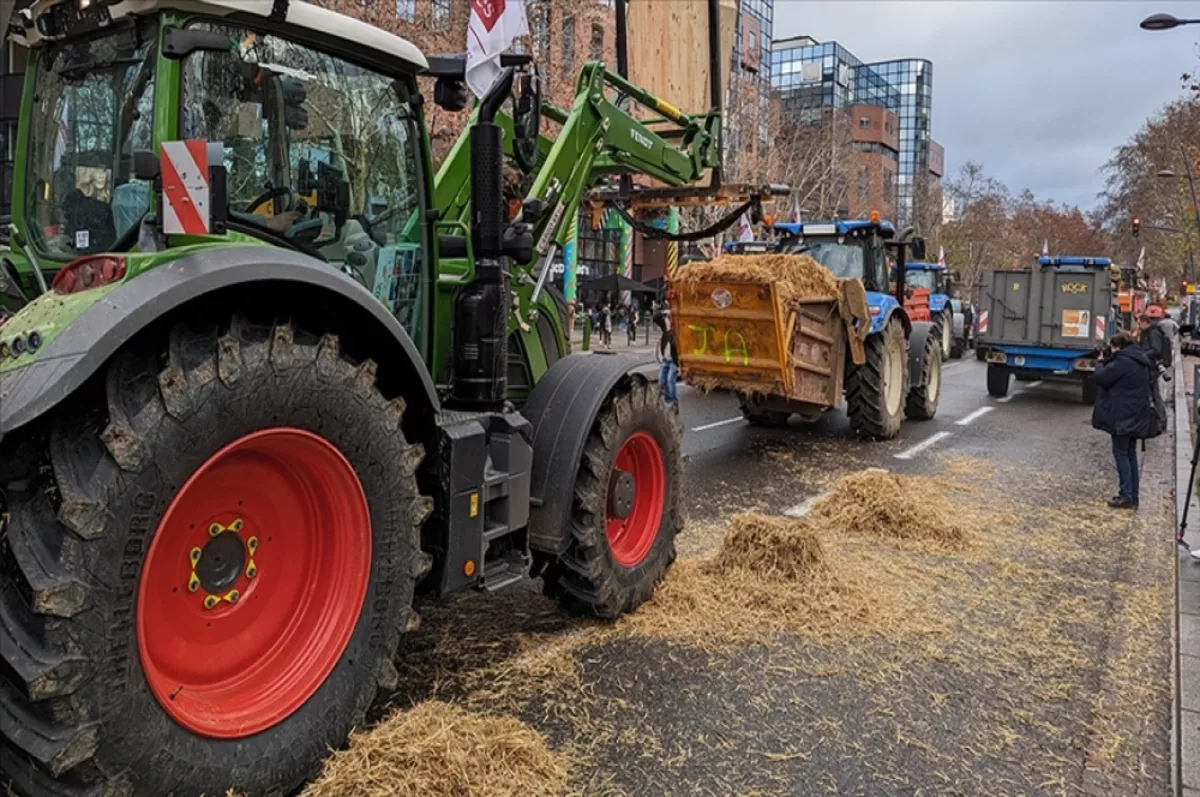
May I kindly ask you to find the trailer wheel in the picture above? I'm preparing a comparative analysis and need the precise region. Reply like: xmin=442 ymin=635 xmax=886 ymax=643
xmin=906 ymin=324 xmax=942 ymax=420
xmin=987 ymin=363 xmax=1011 ymax=397
xmin=938 ymin=309 xmax=953 ymax=360
xmin=846 ymin=317 xmax=908 ymax=439
xmin=743 ymin=410 xmax=790 ymax=427
xmin=976 ymin=345 xmax=988 ymax=362
xmin=739 ymin=398 xmax=790 ymax=427
xmin=544 ymin=377 xmax=682 ymax=619
xmin=0 ymin=316 xmax=429 ymax=797
xmin=1081 ymin=375 xmax=1097 ymax=405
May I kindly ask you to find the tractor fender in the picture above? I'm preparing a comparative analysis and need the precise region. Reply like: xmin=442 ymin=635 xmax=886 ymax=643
xmin=865 ymin=291 xmax=911 ymax=336
xmin=523 ymin=351 xmax=655 ymax=556
xmin=907 ymin=320 xmax=936 ymax=388
xmin=0 ymin=246 xmax=438 ymax=437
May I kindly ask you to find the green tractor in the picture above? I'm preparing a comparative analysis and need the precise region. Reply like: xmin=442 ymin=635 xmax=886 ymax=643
xmin=0 ymin=1 xmax=765 ymax=794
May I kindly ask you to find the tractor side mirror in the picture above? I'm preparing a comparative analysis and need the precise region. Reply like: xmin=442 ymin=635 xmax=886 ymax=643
xmin=909 ymin=236 xmax=927 ymax=261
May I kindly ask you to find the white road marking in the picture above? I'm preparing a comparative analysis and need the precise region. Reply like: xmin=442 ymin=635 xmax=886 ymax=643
xmin=691 ymin=416 xmax=745 ymax=432
xmin=943 ymin=361 xmax=963 ymax=369
xmin=1024 ymin=380 xmax=1043 ymax=388
xmin=955 ymin=406 xmax=994 ymax=426
xmin=894 ymin=431 xmax=953 ymax=460
xmin=783 ymin=468 xmax=888 ymax=517
xmin=996 ymin=393 xmax=1017 ymax=403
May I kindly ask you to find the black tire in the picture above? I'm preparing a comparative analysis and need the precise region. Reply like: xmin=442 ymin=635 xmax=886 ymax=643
xmin=950 ymin=338 xmax=964 ymax=359
xmin=1081 ymin=375 xmax=1097 ymax=405
xmin=906 ymin=325 xmax=942 ymax=421
xmin=0 ymin=315 xmax=430 ymax=797
xmin=740 ymin=401 xmax=790 ymax=427
xmin=937 ymin=309 xmax=953 ymax=361
xmin=987 ymin=363 xmax=1011 ymax=397
xmin=543 ymin=377 xmax=682 ymax=619
xmin=744 ymin=411 xmax=790 ymax=427
xmin=845 ymin=317 xmax=908 ymax=439
xmin=976 ymin=345 xmax=988 ymax=362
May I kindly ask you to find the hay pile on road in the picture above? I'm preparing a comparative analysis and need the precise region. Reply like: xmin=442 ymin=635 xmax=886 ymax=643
xmin=673 ymin=253 xmax=838 ymax=305
xmin=806 ymin=470 xmax=972 ymax=551
xmin=713 ymin=512 xmax=828 ymax=580
xmin=301 ymin=701 xmax=568 ymax=797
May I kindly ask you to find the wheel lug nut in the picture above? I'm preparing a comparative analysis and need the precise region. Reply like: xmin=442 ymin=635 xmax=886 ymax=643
xmin=203 ymin=595 xmax=219 ymax=610
xmin=188 ymin=574 xmax=200 ymax=593
xmin=209 ymin=523 xmax=222 ymax=537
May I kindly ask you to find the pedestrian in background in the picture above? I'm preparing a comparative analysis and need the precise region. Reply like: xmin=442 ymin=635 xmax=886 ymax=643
xmin=1092 ymin=331 xmax=1158 ymax=509
xmin=600 ymin=302 xmax=613 ymax=348
xmin=1137 ymin=307 xmax=1171 ymax=428
xmin=628 ymin=306 xmax=639 ymax=345
xmin=654 ymin=308 xmax=679 ymax=411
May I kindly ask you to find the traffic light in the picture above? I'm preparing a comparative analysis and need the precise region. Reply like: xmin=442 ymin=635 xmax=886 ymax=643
xmin=1132 ymin=217 xmax=1141 ymax=237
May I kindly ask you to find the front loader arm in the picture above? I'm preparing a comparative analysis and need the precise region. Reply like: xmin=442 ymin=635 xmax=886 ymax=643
xmin=431 ymin=61 xmax=722 ymax=273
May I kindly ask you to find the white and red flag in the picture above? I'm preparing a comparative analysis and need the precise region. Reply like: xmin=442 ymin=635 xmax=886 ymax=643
xmin=466 ymin=0 xmax=529 ymax=99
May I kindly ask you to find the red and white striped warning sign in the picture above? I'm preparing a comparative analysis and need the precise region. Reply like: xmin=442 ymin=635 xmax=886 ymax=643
xmin=1095 ymin=315 xmax=1106 ymax=341
xmin=978 ymin=310 xmax=989 ymax=335
xmin=161 ymin=140 xmax=212 ymax=235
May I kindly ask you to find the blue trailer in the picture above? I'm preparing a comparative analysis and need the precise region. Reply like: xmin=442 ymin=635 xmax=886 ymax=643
xmin=977 ymin=256 xmax=1115 ymax=404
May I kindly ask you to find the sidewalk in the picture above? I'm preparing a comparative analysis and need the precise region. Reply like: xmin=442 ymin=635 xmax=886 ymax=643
xmin=1177 ymin=351 xmax=1199 ymax=796
xmin=570 ymin=323 xmax=659 ymax=357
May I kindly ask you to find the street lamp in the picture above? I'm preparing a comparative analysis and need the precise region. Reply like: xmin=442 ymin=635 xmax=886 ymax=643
xmin=1140 ymin=13 xmax=1200 ymax=30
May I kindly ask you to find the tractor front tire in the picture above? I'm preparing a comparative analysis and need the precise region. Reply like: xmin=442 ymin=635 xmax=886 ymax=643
xmin=938 ymin=309 xmax=954 ymax=361
xmin=906 ymin=325 xmax=942 ymax=421
xmin=0 ymin=316 xmax=429 ymax=797
xmin=846 ymin=317 xmax=908 ymax=439
xmin=543 ymin=377 xmax=682 ymax=619
xmin=987 ymin=363 xmax=1011 ymax=397
xmin=950 ymin=337 xmax=964 ymax=360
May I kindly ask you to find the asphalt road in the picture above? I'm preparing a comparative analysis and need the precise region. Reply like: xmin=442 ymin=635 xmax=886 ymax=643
xmin=388 ymin=355 xmax=1174 ymax=797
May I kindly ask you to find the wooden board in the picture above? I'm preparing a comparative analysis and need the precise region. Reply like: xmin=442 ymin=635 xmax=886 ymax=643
xmin=626 ymin=0 xmax=737 ymax=118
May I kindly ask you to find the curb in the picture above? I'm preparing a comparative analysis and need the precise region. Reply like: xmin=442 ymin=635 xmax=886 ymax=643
xmin=1174 ymin=352 xmax=1190 ymax=797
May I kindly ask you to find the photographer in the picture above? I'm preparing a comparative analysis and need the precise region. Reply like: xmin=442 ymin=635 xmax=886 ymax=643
xmin=1092 ymin=332 xmax=1159 ymax=509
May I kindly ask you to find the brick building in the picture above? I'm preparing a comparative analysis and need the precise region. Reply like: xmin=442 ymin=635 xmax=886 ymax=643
xmin=848 ymin=104 xmax=899 ymax=221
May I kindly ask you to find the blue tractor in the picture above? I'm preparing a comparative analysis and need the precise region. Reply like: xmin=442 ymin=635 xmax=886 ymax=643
xmin=717 ymin=219 xmax=941 ymax=437
xmin=902 ymin=261 xmax=955 ymax=361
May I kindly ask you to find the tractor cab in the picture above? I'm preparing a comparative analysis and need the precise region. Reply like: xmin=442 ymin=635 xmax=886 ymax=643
xmin=772 ymin=219 xmax=895 ymax=295
xmin=8 ymin=0 xmax=432 ymax=335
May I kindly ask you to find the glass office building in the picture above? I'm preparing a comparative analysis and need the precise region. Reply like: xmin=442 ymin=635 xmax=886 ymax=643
xmin=771 ymin=37 xmax=942 ymax=225
xmin=725 ymin=0 xmax=774 ymax=181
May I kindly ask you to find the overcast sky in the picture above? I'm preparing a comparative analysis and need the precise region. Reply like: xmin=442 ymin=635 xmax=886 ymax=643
xmin=772 ymin=0 xmax=1200 ymax=212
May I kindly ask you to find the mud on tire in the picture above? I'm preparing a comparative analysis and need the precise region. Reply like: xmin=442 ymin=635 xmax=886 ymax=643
xmin=543 ymin=376 xmax=682 ymax=619
xmin=0 ymin=315 xmax=430 ymax=797
xmin=845 ymin=317 xmax=908 ymax=439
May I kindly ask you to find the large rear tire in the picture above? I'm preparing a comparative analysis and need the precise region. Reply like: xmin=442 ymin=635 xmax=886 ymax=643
xmin=906 ymin=324 xmax=942 ymax=420
xmin=0 ymin=316 xmax=430 ymax=797
xmin=846 ymin=317 xmax=908 ymax=439
xmin=987 ymin=363 xmax=1011 ymax=397
xmin=543 ymin=378 xmax=682 ymax=619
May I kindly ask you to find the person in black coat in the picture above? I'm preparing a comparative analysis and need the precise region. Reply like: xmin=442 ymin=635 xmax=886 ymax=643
xmin=1092 ymin=332 xmax=1157 ymax=508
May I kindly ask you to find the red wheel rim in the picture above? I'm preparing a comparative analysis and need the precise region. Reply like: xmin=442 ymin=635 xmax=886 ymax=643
xmin=136 ymin=428 xmax=371 ymax=739
xmin=605 ymin=431 xmax=666 ymax=567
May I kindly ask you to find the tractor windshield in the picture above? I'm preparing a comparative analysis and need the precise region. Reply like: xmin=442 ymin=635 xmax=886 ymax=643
xmin=24 ymin=21 xmax=158 ymax=259
xmin=180 ymin=22 xmax=427 ymax=331
xmin=906 ymin=270 xmax=937 ymax=291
